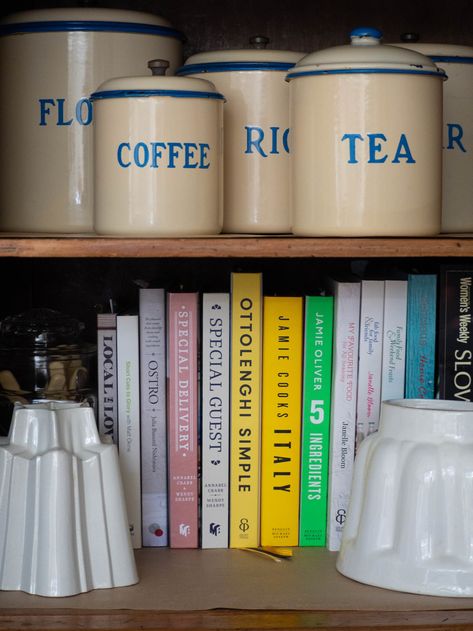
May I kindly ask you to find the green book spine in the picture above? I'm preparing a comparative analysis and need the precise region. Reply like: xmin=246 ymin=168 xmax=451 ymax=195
xmin=299 ymin=295 xmax=334 ymax=547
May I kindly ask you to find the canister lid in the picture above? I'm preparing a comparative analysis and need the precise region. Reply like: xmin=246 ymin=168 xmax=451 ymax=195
xmin=397 ymin=35 xmax=473 ymax=64
xmin=0 ymin=8 xmax=185 ymax=41
xmin=90 ymin=59 xmax=225 ymax=101
xmin=177 ymin=36 xmax=305 ymax=75
xmin=287 ymin=27 xmax=446 ymax=79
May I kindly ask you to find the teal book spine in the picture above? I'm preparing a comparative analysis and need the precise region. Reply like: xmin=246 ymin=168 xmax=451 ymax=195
xmin=299 ymin=295 xmax=334 ymax=547
xmin=405 ymin=274 xmax=437 ymax=399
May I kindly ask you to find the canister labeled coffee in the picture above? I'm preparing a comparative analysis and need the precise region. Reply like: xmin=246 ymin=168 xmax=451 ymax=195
xmin=287 ymin=27 xmax=446 ymax=237
xmin=92 ymin=60 xmax=224 ymax=236
xmin=178 ymin=38 xmax=304 ymax=234
xmin=398 ymin=36 xmax=473 ymax=233
xmin=0 ymin=9 xmax=184 ymax=233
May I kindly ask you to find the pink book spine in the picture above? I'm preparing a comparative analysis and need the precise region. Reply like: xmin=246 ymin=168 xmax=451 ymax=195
xmin=167 ymin=293 xmax=199 ymax=548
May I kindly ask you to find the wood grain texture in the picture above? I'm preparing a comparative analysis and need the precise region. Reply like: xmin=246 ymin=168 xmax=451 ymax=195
xmin=1 ymin=608 xmax=473 ymax=630
xmin=0 ymin=236 xmax=472 ymax=258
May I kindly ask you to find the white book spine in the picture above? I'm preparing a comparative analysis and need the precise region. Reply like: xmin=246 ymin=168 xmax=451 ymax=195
xmin=381 ymin=280 xmax=408 ymax=402
xmin=97 ymin=313 xmax=118 ymax=444
xmin=356 ymin=280 xmax=384 ymax=446
xmin=139 ymin=289 xmax=168 ymax=547
xmin=201 ymin=293 xmax=230 ymax=548
xmin=117 ymin=314 xmax=142 ymax=549
xmin=327 ymin=280 xmax=361 ymax=552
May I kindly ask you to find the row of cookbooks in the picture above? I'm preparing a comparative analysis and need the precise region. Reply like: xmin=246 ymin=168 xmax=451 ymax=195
xmin=95 ymin=265 xmax=473 ymax=552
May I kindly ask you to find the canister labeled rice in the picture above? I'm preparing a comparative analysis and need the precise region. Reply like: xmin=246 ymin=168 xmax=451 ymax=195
xmin=287 ymin=28 xmax=445 ymax=237
xmin=0 ymin=8 xmax=184 ymax=233
xmin=178 ymin=38 xmax=304 ymax=233
xmin=92 ymin=60 xmax=224 ymax=236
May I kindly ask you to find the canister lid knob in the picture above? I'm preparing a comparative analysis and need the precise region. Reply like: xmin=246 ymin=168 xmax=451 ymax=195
xmin=350 ymin=27 xmax=382 ymax=45
xmin=400 ymin=32 xmax=420 ymax=42
xmin=148 ymin=59 xmax=170 ymax=76
xmin=250 ymin=35 xmax=270 ymax=49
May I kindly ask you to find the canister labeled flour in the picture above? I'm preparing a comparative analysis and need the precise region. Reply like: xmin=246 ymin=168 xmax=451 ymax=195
xmin=0 ymin=9 xmax=184 ymax=233
xmin=178 ymin=38 xmax=304 ymax=234
xmin=92 ymin=60 xmax=224 ymax=236
xmin=397 ymin=37 xmax=473 ymax=233
xmin=287 ymin=28 xmax=446 ymax=237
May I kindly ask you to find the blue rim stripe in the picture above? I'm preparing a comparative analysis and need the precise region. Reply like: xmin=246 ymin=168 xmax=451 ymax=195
xmin=90 ymin=88 xmax=225 ymax=101
xmin=287 ymin=67 xmax=447 ymax=79
xmin=177 ymin=61 xmax=297 ymax=75
xmin=429 ymin=55 xmax=473 ymax=64
xmin=0 ymin=20 xmax=185 ymax=40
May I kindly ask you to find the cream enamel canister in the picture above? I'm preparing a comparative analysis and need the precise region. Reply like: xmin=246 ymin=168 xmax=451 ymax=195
xmin=397 ymin=36 xmax=473 ymax=233
xmin=177 ymin=38 xmax=304 ymax=234
xmin=287 ymin=28 xmax=445 ymax=237
xmin=92 ymin=60 xmax=224 ymax=236
xmin=0 ymin=9 xmax=184 ymax=233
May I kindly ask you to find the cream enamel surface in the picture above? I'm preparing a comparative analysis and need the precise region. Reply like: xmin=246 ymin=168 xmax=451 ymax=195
xmin=0 ymin=13 xmax=182 ymax=233
xmin=93 ymin=96 xmax=223 ymax=236
xmin=398 ymin=42 xmax=473 ymax=233
xmin=188 ymin=69 xmax=296 ymax=233
xmin=290 ymin=73 xmax=442 ymax=236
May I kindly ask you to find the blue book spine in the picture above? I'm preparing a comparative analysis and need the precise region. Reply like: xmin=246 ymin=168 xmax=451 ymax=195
xmin=405 ymin=274 xmax=437 ymax=399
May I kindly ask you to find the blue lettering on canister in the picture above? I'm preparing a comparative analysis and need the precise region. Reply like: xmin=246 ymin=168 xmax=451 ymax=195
xmin=446 ymin=123 xmax=467 ymax=152
xmin=117 ymin=143 xmax=131 ymax=168
xmin=367 ymin=133 xmax=388 ymax=163
xmin=38 ymin=97 xmax=93 ymax=126
xmin=245 ymin=125 xmax=290 ymax=156
xmin=341 ymin=132 xmax=415 ymax=164
xmin=115 ymin=141 xmax=212 ymax=169
xmin=134 ymin=143 xmax=149 ymax=167
xmin=341 ymin=133 xmax=364 ymax=163
xmin=75 ymin=98 xmax=93 ymax=126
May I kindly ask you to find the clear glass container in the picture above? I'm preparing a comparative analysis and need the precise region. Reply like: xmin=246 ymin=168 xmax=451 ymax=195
xmin=0 ymin=308 xmax=96 ymax=434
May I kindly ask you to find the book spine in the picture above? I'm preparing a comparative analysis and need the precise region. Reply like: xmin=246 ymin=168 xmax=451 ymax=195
xmin=299 ymin=295 xmax=333 ymax=547
xmin=96 ymin=313 xmax=118 ymax=444
xmin=116 ymin=314 xmax=142 ymax=549
xmin=380 ymin=280 xmax=408 ymax=402
xmin=229 ymin=272 xmax=262 ymax=548
xmin=327 ymin=280 xmax=361 ymax=552
xmin=139 ymin=288 xmax=168 ymax=547
xmin=260 ymin=296 xmax=303 ymax=546
xmin=405 ymin=274 xmax=437 ymax=399
xmin=438 ymin=269 xmax=473 ymax=401
xmin=201 ymin=293 xmax=230 ymax=548
xmin=356 ymin=280 xmax=384 ymax=444
xmin=167 ymin=293 xmax=199 ymax=548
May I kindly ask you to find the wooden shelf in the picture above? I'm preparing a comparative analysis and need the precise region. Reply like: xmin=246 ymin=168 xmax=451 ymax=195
xmin=1 ymin=548 xmax=473 ymax=630
xmin=0 ymin=235 xmax=472 ymax=258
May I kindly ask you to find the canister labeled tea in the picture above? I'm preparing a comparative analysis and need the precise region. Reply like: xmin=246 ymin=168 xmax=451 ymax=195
xmin=0 ymin=9 xmax=184 ymax=233
xmin=92 ymin=61 xmax=224 ymax=236
xmin=178 ymin=38 xmax=304 ymax=234
xmin=287 ymin=28 xmax=445 ymax=237
xmin=398 ymin=37 xmax=473 ymax=233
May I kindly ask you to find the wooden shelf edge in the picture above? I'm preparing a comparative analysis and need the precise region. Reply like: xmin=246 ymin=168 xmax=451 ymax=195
xmin=1 ymin=607 xmax=473 ymax=630
xmin=0 ymin=236 xmax=472 ymax=258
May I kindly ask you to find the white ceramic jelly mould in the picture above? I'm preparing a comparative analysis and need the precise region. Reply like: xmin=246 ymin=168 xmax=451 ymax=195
xmin=337 ymin=399 xmax=473 ymax=597
xmin=0 ymin=401 xmax=138 ymax=597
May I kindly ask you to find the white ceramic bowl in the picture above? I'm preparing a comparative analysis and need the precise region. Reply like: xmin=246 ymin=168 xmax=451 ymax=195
xmin=337 ymin=399 xmax=473 ymax=597
xmin=0 ymin=401 xmax=138 ymax=596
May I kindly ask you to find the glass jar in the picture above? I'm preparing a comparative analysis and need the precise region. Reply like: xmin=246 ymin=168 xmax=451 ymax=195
xmin=0 ymin=308 xmax=96 ymax=434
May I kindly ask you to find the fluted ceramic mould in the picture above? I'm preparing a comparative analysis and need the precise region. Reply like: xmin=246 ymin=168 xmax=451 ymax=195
xmin=0 ymin=401 xmax=138 ymax=597
xmin=337 ymin=399 xmax=473 ymax=597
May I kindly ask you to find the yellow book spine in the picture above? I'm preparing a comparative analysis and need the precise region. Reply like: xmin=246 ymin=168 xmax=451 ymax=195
xmin=261 ymin=296 xmax=303 ymax=546
xmin=230 ymin=273 xmax=262 ymax=548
